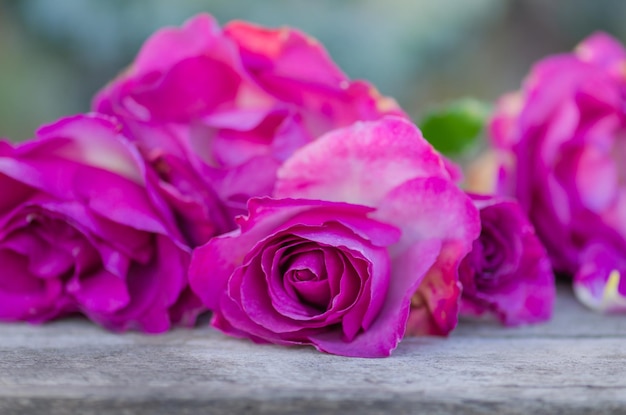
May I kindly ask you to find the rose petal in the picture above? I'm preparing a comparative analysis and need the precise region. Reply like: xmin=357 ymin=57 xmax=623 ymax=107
xmin=224 ymin=20 xmax=346 ymax=87
xmin=0 ymin=174 xmax=33 ymax=218
xmin=73 ymin=167 xmax=171 ymax=237
xmin=274 ymin=117 xmax=450 ymax=206
xmin=31 ymin=114 xmax=144 ymax=185
xmin=374 ymin=177 xmax=480 ymax=253
xmin=68 ymin=268 xmax=130 ymax=313
xmin=0 ymin=248 xmax=64 ymax=321
xmin=405 ymin=240 xmax=462 ymax=336
xmin=133 ymin=14 xmax=222 ymax=76
xmin=128 ymin=56 xmax=241 ymax=122
xmin=86 ymin=235 xmax=188 ymax=333
xmin=374 ymin=177 xmax=480 ymax=335
xmin=3 ymin=229 xmax=74 ymax=279
xmin=575 ymin=32 xmax=626 ymax=68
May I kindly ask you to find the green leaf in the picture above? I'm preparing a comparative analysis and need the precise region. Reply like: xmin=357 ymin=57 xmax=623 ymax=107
xmin=419 ymin=98 xmax=490 ymax=157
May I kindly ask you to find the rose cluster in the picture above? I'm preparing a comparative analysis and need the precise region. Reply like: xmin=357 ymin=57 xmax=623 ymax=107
xmin=0 ymin=14 xmax=556 ymax=357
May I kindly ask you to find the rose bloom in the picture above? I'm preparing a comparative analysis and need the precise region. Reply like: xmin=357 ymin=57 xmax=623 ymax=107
xmin=0 ymin=114 xmax=201 ymax=332
xmin=458 ymin=194 xmax=554 ymax=326
xmin=490 ymin=33 xmax=626 ymax=312
xmin=93 ymin=13 xmax=404 ymax=247
xmin=190 ymin=117 xmax=480 ymax=357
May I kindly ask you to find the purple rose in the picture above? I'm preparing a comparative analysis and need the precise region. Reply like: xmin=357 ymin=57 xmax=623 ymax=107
xmin=93 ymin=13 xmax=405 ymax=247
xmin=189 ymin=118 xmax=480 ymax=357
xmin=0 ymin=114 xmax=201 ymax=332
xmin=459 ymin=194 xmax=555 ymax=326
xmin=490 ymin=33 xmax=626 ymax=312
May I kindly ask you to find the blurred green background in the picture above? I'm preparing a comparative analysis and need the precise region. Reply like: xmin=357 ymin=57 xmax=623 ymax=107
xmin=1 ymin=0 xmax=625 ymax=141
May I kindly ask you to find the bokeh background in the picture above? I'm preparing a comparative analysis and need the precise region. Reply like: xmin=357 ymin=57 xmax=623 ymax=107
xmin=2 ymin=0 xmax=625 ymax=141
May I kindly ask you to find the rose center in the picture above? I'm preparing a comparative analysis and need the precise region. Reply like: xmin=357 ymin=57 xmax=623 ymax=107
xmin=293 ymin=269 xmax=316 ymax=282
xmin=481 ymin=237 xmax=501 ymax=273
xmin=282 ymin=250 xmax=331 ymax=310
xmin=474 ymin=224 xmax=515 ymax=288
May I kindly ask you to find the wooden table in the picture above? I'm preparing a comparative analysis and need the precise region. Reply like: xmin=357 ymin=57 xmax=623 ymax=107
xmin=1 ymin=283 xmax=625 ymax=414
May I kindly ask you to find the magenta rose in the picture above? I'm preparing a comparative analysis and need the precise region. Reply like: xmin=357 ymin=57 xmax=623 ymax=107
xmin=190 ymin=198 xmax=405 ymax=357
xmin=490 ymin=33 xmax=626 ymax=312
xmin=458 ymin=194 xmax=554 ymax=326
xmin=189 ymin=117 xmax=480 ymax=357
xmin=0 ymin=114 xmax=201 ymax=332
xmin=93 ymin=13 xmax=405 ymax=247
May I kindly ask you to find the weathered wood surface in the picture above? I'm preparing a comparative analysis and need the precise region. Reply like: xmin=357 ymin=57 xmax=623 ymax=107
xmin=1 ymin=283 xmax=626 ymax=415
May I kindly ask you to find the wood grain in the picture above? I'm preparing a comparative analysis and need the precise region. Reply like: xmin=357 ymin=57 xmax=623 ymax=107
xmin=1 ymin=283 xmax=625 ymax=414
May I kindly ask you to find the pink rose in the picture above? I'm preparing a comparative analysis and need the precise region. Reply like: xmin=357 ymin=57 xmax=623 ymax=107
xmin=190 ymin=117 xmax=480 ymax=356
xmin=0 ymin=114 xmax=201 ymax=332
xmin=190 ymin=198 xmax=404 ymax=357
xmin=490 ymin=33 xmax=626 ymax=312
xmin=93 ymin=13 xmax=404 ymax=247
xmin=459 ymin=194 xmax=554 ymax=326
xmin=276 ymin=117 xmax=480 ymax=337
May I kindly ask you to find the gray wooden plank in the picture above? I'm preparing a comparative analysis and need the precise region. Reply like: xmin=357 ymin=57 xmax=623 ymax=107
xmin=1 ymin=283 xmax=625 ymax=414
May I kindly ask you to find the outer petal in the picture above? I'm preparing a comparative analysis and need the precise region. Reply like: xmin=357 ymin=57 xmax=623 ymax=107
xmin=575 ymin=32 xmax=626 ymax=69
xmin=31 ymin=114 xmax=144 ymax=185
xmin=124 ymin=56 xmax=241 ymax=122
xmin=374 ymin=177 xmax=481 ymax=335
xmin=93 ymin=14 xmax=231 ymax=117
xmin=274 ymin=117 xmax=450 ymax=206
xmin=375 ymin=177 xmax=480 ymax=254
xmin=224 ymin=20 xmax=347 ymax=87
xmin=133 ymin=14 xmax=222 ymax=75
